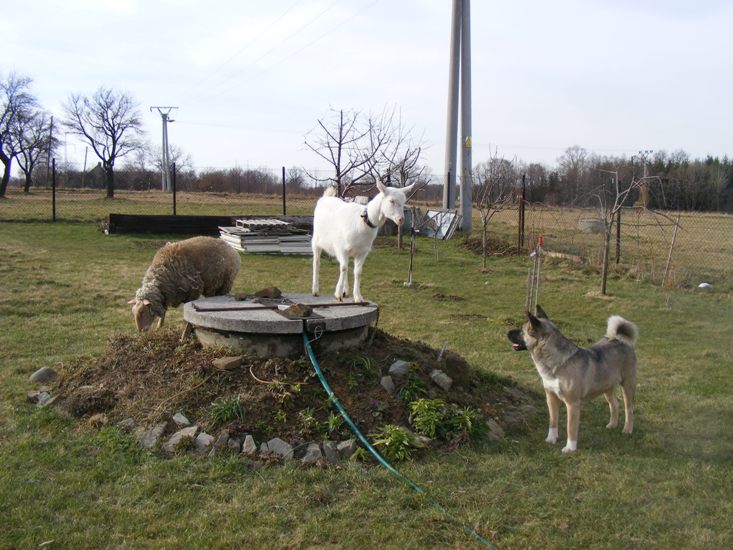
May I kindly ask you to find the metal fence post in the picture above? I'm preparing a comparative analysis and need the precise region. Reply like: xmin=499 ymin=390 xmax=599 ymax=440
xmin=52 ymin=158 xmax=57 ymax=222
xmin=282 ymin=166 xmax=286 ymax=216
xmin=172 ymin=162 xmax=177 ymax=216
xmin=615 ymin=207 xmax=621 ymax=264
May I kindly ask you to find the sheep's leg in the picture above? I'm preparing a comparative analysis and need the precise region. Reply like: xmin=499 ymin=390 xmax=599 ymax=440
xmin=156 ymin=310 xmax=166 ymax=329
xmin=312 ymin=245 xmax=321 ymax=296
xmin=334 ymin=253 xmax=349 ymax=301
xmin=352 ymin=254 xmax=366 ymax=303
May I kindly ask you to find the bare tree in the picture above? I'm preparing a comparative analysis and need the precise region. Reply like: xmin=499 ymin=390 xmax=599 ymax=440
xmin=15 ymin=110 xmax=57 ymax=192
xmin=304 ymin=107 xmax=393 ymax=197
xmin=557 ymin=145 xmax=589 ymax=204
xmin=592 ymin=170 xmax=655 ymax=294
xmin=473 ymin=153 xmax=517 ymax=269
xmin=0 ymin=73 xmax=37 ymax=197
xmin=63 ymin=87 xmax=144 ymax=198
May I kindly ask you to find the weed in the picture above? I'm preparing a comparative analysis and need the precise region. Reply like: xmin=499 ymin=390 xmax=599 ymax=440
xmin=371 ymin=424 xmax=414 ymax=462
xmin=409 ymin=398 xmax=449 ymax=439
xmin=298 ymin=407 xmax=318 ymax=435
xmin=274 ymin=410 xmax=287 ymax=424
xmin=397 ymin=370 xmax=428 ymax=403
xmin=210 ymin=395 xmax=245 ymax=426
xmin=325 ymin=411 xmax=344 ymax=437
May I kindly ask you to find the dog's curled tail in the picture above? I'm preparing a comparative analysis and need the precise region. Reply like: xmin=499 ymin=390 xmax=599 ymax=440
xmin=322 ymin=186 xmax=337 ymax=198
xmin=606 ymin=315 xmax=638 ymax=346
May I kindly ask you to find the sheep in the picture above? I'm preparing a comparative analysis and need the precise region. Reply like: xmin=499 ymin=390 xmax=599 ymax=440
xmin=311 ymin=178 xmax=417 ymax=303
xmin=128 ymin=236 xmax=241 ymax=331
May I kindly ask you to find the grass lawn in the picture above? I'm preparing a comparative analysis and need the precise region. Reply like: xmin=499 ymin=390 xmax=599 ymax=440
xmin=0 ymin=221 xmax=731 ymax=549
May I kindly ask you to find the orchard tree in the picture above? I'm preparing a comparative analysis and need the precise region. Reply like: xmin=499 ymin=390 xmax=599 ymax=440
xmin=63 ymin=87 xmax=144 ymax=198
xmin=0 ymin=73 xmax=37 ymax=197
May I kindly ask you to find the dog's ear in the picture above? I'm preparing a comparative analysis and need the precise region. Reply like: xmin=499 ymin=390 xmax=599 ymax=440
xmin=535 ymin=304 xmax=548 ymax=319
xmin=526 ymin=310 xmax=542 ymax=331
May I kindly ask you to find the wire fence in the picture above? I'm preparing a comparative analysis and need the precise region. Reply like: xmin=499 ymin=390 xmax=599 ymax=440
xmin=2 ymin=186 xmax=731 ymax=288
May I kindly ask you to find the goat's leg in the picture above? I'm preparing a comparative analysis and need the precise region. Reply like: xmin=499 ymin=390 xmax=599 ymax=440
xmin=352 ymin=254 xmax=366 ymax=303
xmin=312 ymin=246 xmax=321 ymax=296
xmin=334 ymin=253 xmax=348 ymax=301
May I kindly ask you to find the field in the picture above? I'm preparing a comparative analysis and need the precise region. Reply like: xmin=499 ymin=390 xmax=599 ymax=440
xmin=1 ymin=219 xmax=732 ymax=549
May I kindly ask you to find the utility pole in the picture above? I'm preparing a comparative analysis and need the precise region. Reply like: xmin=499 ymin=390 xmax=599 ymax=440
xmin=443 ymin=0 xmax=472 ymax=231
xmin=635 ymin=149 xmax=653 ymax=207
xmin=150 ymin=106 xmax=178 ymax=192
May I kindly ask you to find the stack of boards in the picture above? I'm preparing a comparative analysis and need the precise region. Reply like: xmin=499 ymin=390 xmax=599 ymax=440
xmin=219 ymin=219 xmax=312 ymax=255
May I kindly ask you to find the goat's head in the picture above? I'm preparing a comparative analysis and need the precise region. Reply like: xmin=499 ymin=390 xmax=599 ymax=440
xmin=376 ymin=178 xmax=417 ymax=226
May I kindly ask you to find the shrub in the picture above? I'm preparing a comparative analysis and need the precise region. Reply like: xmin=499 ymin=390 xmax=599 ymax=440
xmin=409 ymin=398 xmax=449 ymax=439
xmin=371 ymin=424 xmax=413 ymax=462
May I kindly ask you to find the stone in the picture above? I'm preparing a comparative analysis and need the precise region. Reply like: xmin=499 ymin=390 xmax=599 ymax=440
xmin=380 ymin=375 xmax=395 ymax=394
xmin=429 ymin=369 xmax=453 ymax=391
xmin=136 ymin=422 xmax=168 ymax=450
xmin=29 ymin=367 xmax=58 ymax=384
xmin=255 ymin=286 xmax=282 ymax=299
xmin=26 ymin=390 xmax=42 ymax=404
xmin=212 ymin=356 xmax=244 ymax=371
xmin=321 ymin=440 xmax=339 ymax=464
xmin=195 ymin=432 xmax=216 ymax=454
xmin=281 ymin=303 xmax=313 ymax=319
xmin=208 ymin=430 xmax=230 ymax=457
xmin=336 ymin=439 xmax=358 ymax=459
xmin=242 ymin=434 xmax=257 ymax=455
xmin=388 ymin=360 xmax=410 ymax=379
xmin=486 ymin=419 xmax=505 ymax=442
xmin=172 ymin=413 xmax=191 ymax=427
xmin=301 ymin=442 xmax=323 ymax=465
xmin=117 ymin=418 xmax=136 ymax=431
xmin=227 ymin=437 xmax=242 ymax=452
xmin=263 ymin=437 xmax=293 ymax=460
xmin=36 ymin=392 xmax=52 ymax=407
xmin=163 ymin=426 xmax=199 ymax=454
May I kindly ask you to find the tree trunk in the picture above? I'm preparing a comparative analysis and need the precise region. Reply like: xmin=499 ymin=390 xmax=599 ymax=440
xmin=23 ymin=172 xmax=32 ymax=192
xmin=105 ymin=166 xmax=114 ymax=198
xmin=601 ymin=221 xmax=611 ymax=295
xmin=482 ymin=222 xmax=488 ymax=269
xmin=0 ymin=153 xmax=12 ymax=197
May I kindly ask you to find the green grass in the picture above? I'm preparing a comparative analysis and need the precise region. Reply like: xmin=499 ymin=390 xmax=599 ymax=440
xmin=1 ymin=221 xmax=732 ymax=548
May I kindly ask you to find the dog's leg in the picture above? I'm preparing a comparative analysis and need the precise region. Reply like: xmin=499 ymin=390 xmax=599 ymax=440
xmin=621 ymin=381 xmax=635 ymax=434
xmin=545 ymin=390 xmax=560 ymax=444
xmin=563 ymin=400 xmax=580 ymax=453
xmin=604 ymin=390 xmax=619 ymax=429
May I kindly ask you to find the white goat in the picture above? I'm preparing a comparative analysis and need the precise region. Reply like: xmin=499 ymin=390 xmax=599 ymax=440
xmin=311 ymin=179 xmax=417 ymax=302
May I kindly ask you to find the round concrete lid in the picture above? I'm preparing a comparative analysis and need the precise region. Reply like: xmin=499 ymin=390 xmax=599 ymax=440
xmin=183 ymin=294 xmax=379 ymax=335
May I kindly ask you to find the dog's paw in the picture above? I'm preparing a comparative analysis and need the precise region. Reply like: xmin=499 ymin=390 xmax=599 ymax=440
xmin=545 ymin=428 xmax=558 ymax=444
xmin=561 ymin=440 xmax=577 ymax=453
xmin=606 ymin=421 xmax=618 ymax=429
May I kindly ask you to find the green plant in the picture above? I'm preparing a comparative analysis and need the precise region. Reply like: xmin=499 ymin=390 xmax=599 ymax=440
xmin=408 ymin=398 xmax=448 ymax=439
xmin=274 ymin=410 xmax=287 ymax=424
xmin=371 ymin=424 xmax=414 ymax=462
xmin=449 ymin=405 xmax=485 ymax=439
xmin=325 ymin=411 xmax=344 ymax=436
xmin=298 ymin=407 xmax=318 ymax=434
xmin=397 ymin=370 xmax=428 ymax=403
xmin=210 ymin=395 xmax=245 ymax=425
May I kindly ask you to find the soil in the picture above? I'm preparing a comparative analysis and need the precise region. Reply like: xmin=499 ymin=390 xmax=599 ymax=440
xmin=52 ymin=328 xmax=537 ymax=454
xmin=459 ymin=235 xmax=520 ymax=257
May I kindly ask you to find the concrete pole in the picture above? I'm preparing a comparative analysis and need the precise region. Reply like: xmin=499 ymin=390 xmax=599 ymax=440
xmin=443 ymin=0 xmax=461 ymax=209
xmin=459 ymin=0 xmax=473 ymax=231
xmin=161 ymin=112 xmax=170 ymax=192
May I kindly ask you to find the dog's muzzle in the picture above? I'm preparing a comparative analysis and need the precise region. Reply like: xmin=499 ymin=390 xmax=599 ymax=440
xmin=507 ymin=329 xmax=527 ymax=351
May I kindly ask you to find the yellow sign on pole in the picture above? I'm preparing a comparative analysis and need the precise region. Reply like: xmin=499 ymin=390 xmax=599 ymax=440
xmin=464 ymin=136 xmax=472 ymax=148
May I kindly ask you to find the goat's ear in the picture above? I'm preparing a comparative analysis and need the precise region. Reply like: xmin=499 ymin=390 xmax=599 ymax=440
xmin=375 ymin=176 xmax=386 ymax=194
xmin=401 ymin=181 xmax=418 ymax=197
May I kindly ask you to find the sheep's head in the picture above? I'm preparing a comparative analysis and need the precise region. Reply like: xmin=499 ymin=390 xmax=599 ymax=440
xmin=128 ymin=298 xmax=155 ymax=332
xmin=376 ymin=179 xmax=417 ymax=226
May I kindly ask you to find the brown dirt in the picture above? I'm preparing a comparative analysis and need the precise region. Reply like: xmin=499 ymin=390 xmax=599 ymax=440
xmin=52 ymin=328 xmax=536 ymax=451
xmin=459 ymin=235 xmax=520 ymax=257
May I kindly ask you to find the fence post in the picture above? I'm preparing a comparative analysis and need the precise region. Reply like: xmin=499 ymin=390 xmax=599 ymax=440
xmin=282 ymin=166 xmax=286 ymax=216
xmin=518 ymin=174 xmax=526 ymax=252
xmin=172 ymin=162 xmax=177 ymax=216
xmin=52 ymin=158 xmax=56 ymax=222
xmin=615 ymin=207 xmax=621 ymax=264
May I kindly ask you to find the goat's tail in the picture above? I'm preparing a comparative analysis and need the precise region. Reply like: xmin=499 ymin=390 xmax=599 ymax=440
xmin=606 ymin=315 xmax=638 ymax=347
xmin=322 ymin=186 xmax=337 ymax=198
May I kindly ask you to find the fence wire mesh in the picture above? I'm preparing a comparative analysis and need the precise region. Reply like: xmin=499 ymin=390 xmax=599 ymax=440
xmin=1 ymin=187 xmax=731 ymax=288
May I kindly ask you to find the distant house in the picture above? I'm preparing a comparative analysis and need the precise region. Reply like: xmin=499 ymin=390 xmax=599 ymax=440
xmin=84 ymin=162 xmax=105 ymax=189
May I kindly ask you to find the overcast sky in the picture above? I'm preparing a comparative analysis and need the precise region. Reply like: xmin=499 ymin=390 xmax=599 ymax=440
xmin=5 ymin=0 xmax=732 ymax=176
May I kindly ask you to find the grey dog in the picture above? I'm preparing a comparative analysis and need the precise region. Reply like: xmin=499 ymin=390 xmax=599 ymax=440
xmin=507 ymin=306 xmax=638 ymax=453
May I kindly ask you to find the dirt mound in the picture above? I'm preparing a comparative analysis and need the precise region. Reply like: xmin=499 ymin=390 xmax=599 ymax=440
xmin=460 ymin=235 xmax=519 ymax=257
xmin=52 ymin=328 xmax=536 ymax=455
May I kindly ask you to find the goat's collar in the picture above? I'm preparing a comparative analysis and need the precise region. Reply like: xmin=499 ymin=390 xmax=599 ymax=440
xmin=361 ymin=209 xmax=377 ymax=228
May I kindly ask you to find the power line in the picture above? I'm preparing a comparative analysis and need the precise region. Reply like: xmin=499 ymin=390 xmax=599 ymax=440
xmin=178 ymin=0 xmax=307 ymax=104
